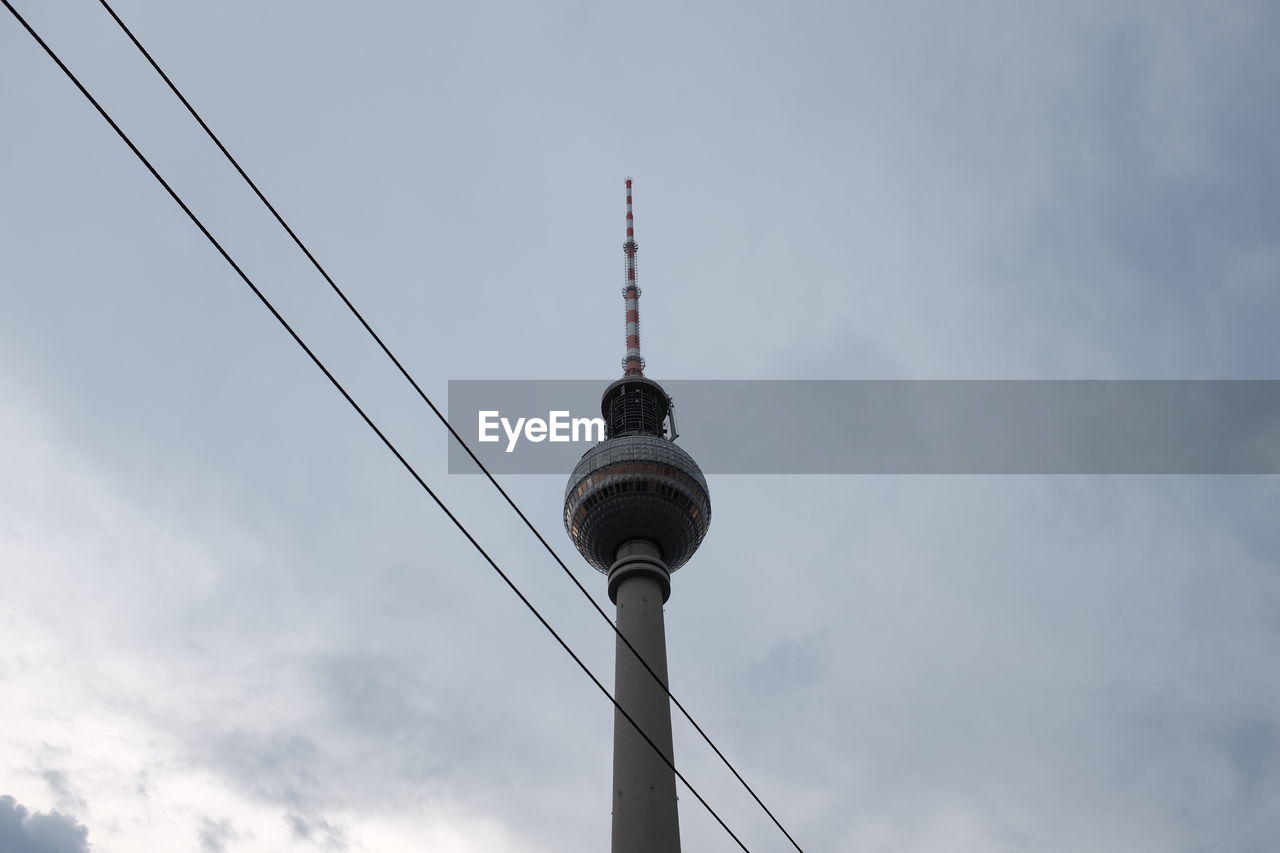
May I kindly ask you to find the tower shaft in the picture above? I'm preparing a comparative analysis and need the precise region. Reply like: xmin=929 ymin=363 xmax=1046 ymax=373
xmin=609 ymin=539 xmax=680 ymax=853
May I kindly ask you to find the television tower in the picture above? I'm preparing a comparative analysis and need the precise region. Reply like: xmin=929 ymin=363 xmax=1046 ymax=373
xmin=564 ymin=179 xmax=712 ymax=853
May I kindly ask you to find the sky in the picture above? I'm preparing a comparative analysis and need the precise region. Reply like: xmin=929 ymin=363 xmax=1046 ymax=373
xmin=2 ymin=1 xmax=1278 ymax=851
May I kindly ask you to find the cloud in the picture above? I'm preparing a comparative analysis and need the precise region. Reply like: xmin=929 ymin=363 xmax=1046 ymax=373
xmin=2 ymin=3 xmax=1279 ymax=852
xmin=0 ymin=795 xmax=90 ymax=853
xmin=39 ymin=769 xmax=86 ymax=815
xmin=286 ymin=812 xmax=348 ymax=851
xmin=198 ymin=816 xmax=239 ymax=853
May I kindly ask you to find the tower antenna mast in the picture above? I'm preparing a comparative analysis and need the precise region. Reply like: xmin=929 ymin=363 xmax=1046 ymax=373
xmin=623 ymin=177 xmax=644 ymax=376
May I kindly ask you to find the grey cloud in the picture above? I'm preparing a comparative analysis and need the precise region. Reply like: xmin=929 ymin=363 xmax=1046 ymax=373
xmin=1217 ymin=714 xmax=1280 ymax=804
xmin=312 ymin=652 xmax=433 ymax=735
xmin=39 ymin=769 xmax=85 ymax=816
xmin=197 ymin=814 xmax=240 ymax=845
xmin=0 ymin=795 xmax=90 ymax=853
xmin=285 ymin=812 xmax=347 ymax=851
xmin=186 ymin=650 xmax=548 ymax=812
xmin=742 ymin=634 xmax=825 ymax=695
xmin=1092 ymin=684 xmax=1280 ymax=852
xmin=199 ymin=731 xmax=328 ymax=813
xmin=198 ymin=816 xmax=238 ymax=853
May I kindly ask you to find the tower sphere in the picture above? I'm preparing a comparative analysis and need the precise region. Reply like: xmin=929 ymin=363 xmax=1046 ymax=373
xmin=563 ymin=376 xmax=711 ymax=575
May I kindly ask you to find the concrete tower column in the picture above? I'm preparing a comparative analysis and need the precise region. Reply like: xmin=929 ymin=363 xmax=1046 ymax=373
xmin=564 ymin=181 xmax=710 ymax=852
xmin=608 ymin=539 xmax=680 ymax=853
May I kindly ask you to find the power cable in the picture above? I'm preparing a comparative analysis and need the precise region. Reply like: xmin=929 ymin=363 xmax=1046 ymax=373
xmin=89 ymin=2 xmax=805 ymax=849
xmin=0 ymin=3 xmax=753 ymax=849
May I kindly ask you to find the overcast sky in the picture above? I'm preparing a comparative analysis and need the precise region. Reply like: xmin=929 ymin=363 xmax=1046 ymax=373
xmin=2 ymin=1 xmax=1279 ymax=851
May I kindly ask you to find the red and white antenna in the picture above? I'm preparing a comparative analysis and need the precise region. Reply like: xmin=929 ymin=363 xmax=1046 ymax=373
xmin=622 ymin=177 xmax=644 ymax=376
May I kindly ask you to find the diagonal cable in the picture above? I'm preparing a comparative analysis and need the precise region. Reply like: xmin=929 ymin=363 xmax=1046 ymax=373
xmin=0 ymin=2 xmax=753 ymax=849
xmin=89 ymin=2 xmax=805 ymax=849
